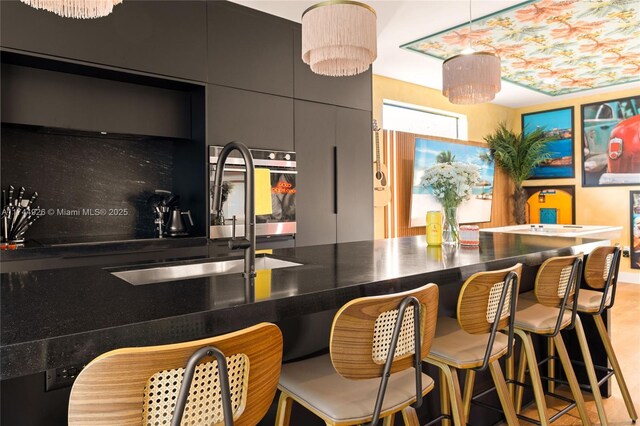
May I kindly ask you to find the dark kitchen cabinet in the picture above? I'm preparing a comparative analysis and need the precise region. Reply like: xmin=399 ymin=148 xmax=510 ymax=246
xmin=207 ymin=2 xmax=294 ymax=97
xmin=294 ymin=101 xmax=337 ymax=247
xmin=0 ymin=0 xmax=207 ymax=82
xmin=1 ymin=63 xmax=192 ymax=138
xmin=293 ymin=28 xmax=373 ymax=111
xmin=294 ymin=101 xmax=373 ymax=247
xmin=207 ymin=84 xmax=293 ymax=151
xmin=336 ymin=107 xmax=373 ymax=243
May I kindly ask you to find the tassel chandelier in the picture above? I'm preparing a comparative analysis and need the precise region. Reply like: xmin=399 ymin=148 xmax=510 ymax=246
xmin=20 ymin=0 xmax=123 ymax=19
xmin=301 ymin=1 xmax=377 ymax=77
xmin=442 ymin=0 xmax=501 ymax=104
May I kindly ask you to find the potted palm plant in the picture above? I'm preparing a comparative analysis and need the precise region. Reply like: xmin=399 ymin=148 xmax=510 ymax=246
xmin=484 ymin=122 xmax=552 ymax=224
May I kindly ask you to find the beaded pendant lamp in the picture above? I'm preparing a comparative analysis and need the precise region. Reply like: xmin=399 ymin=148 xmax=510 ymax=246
xmin=301 ymin=1 xmax=377 ymax=77
xmin=442 ymin=1 xmax=501 ymax=104
xmin=19 ymin=0 xmax=123 ymax=19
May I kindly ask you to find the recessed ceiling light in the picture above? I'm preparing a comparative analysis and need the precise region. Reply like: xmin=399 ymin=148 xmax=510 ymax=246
xmin=100 ymin=131 xmax=107 ymax=135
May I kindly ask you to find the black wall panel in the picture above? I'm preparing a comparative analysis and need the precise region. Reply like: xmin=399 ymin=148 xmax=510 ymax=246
xmin=0 ymin=125 xmax=200 ymax=242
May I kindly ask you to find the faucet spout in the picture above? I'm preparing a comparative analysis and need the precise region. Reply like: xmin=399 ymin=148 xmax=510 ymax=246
xmin=212 ymin=142 xmax=256 ymax=299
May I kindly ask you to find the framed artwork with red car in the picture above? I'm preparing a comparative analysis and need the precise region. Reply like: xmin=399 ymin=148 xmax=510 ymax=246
xmin=581 ymin=95 xmax=640 ymax=187
xmin=632 ymin=191 xmax=640 ymax=270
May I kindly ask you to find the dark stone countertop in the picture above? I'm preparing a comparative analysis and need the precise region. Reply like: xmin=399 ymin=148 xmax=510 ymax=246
xmin=0 ymin=233 xmax=607 ymax=380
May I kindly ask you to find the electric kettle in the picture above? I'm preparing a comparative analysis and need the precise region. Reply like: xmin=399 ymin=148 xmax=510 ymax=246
xmin=166 ymin=207 xmax=193 ymax=237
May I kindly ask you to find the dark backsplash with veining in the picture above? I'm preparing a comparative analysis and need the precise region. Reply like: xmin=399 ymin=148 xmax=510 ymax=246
xmin=1 ymin=124 xmax=184 ymax=243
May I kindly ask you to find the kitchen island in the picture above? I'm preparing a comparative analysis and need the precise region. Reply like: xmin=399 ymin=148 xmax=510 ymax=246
xmin=1 ymin=233 xmax=609 ymax=424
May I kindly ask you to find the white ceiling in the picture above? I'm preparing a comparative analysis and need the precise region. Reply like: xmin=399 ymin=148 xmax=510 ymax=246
xmin=231 ymin=0 xmax=640 ymax=108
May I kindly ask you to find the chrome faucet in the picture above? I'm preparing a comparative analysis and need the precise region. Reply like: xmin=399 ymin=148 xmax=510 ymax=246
xmin=211 ymin=141 xmax=256 ymax=299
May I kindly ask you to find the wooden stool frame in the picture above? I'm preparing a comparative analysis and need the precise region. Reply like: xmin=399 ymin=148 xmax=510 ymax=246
xmin=426 ymin=264 xmax=522 ymax=426
xmin=506 ymin=255 xmax=600 ymax=426
xmin=276 ymin=283 xmax=438 ymax=426
xmin=552 ymin=247 xmax=637 ymax=423
xmin=68 ymin=322 xmax=282 ymax=426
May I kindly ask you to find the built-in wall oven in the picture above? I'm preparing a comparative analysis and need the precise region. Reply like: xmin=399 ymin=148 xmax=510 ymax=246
xmin=209 ymin=146 xmax=296 ymax=239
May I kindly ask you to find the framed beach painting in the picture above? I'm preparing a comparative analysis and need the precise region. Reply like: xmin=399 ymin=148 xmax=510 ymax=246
xmin=631 ymin=191 xmax=640 ymax=270
xmin=410 ymin=137 xmax=495 ymax=227
xmin=521 ymin=107 xmax=574 ymax=179
xmin=581 ymin=95 xmax=640 ymax=187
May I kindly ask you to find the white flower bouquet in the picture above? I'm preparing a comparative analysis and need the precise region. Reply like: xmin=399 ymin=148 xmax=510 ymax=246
xmin=420 ymin=161 xmax=480 ymax=243
xmin=420 ymin=162 xmax=480 ymax=208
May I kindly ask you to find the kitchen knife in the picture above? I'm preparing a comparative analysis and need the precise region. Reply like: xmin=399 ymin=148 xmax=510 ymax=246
xmin=8 ymin=186 xmax=15 ymax=207
xmin=12 ymin=213 xmax=39 ymax=240
xmin=26 ymin=192 xmax=38 ymax=208
xmin=16 ymin=187 xmax=25 ymax=207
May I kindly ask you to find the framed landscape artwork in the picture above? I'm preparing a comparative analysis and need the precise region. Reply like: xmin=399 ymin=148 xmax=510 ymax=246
xmin=410 ymin=137 xmax=495 ymax=227
xmin=581 ymin=95 xmax=640 ymax=187
xmin=522 ymin=107 xmax=574 ymax=179
xmin=523 ymin=186 xmax=575 ymax=225
xmin=632 ymin=191 xmax=640 ymax=270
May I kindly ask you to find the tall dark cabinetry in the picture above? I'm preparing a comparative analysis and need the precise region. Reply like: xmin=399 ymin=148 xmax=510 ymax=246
xmin=295 ymin=101 xmax=373 ymax=246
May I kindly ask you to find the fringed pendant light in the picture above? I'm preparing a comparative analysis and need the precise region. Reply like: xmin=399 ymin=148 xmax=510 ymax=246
xmin=20 ymin=0 xmax=123 ymax=19
xmin=442 ymin=0 xmax=501 ymax=104
xmin=301 ymin=1 xmax=377 ymax=77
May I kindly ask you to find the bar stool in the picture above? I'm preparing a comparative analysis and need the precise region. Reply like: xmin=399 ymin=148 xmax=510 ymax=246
xmin=569 ymin=246 xmax=637 ymax=422
xmin=425 ymin=263 xmax=522 ymax=426
xmin=68 ymin=322 xmax=283 ymax=425
xmin=510 ymin=253 xmax=602 ymax=425
xmin=276 ymin=283 xmax=439 ymax=426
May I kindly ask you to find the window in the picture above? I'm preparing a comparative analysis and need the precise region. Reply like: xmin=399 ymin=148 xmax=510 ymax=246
xmin=382 ymin=100 xmax=468 ymax=140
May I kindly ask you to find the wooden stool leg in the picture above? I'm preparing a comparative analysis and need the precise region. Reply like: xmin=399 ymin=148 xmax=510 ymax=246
xmin=574 ymin=316 xmax=608 ymax=425
xmin=515 ymin=328 xmax=550 ymax=426
xmin=382 ymin=413 xmax=395 ymax=426
xmin=462 ymin=369 xmax=476 ymax=423
xmin=489 ymin=359 xmax=519 ymax=426
xmin=506 ymin=348 xmax=515 ymax=401
xmin=275 ymin=391 xmax=294 ymax=426
xmin=547 ymin=337 xmax=556 ymax=393
xmin=439 ymin=368 xmax=451 ymax=426
xmin=552 ymin=333 xmax=591 ymax=426
xmin=594 ymin=314 xmax=638 ymax=421
xmin=401 ymin=406 xmax=420 ymax=426
xmin=429 ymin=359 xmax=464 ymax=426
xmin=514 ymin=332 xmax=528 ymax=415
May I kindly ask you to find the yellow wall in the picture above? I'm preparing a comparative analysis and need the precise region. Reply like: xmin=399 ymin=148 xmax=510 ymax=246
xmin=527 ymin=190 xmax=573 ymax=224
xmin=513 ymin=88 xmax=640 ymax=274
xmin=372 ymin=74 xmax=515 ymax=238
xmin=372 ymin=76 xmax=639 ymax=274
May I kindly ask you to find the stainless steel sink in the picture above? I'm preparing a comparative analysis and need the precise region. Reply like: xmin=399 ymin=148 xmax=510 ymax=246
xmin=110 ymin=256 xmax=302 ymax=286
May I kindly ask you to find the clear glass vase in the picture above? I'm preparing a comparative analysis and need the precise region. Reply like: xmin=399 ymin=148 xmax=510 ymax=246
xmin=441 ymin=206 xmax=459 ymax=245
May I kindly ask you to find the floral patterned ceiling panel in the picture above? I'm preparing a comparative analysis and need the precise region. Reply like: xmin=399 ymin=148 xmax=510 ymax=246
xmin=401 ymin=0 xmax=640 ymax=96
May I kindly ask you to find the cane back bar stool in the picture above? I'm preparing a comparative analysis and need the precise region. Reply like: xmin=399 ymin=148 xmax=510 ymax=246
xmin=276 ymin=283 xmax=439 ymax=426
xmin=568 ymin=246 xmax=636 ymax=422
xmin=425 ymin=263 xmax=522 ymax=426
xmin=509 ymin=253 xmax=605 ymax=425
xmin=68 ymin=323 xmax=283 ymax=426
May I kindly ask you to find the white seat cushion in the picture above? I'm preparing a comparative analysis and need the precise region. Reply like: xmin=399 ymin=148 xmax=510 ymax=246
xmin=515 ymin=291 xmax=572 ymax=334
xmin=574 ymin=288 xmax=611 ymax=313
xmin=427 ymin=317 xmax=509 ymax=369
xmin=278 ymin=353 xmax=434 ymax=424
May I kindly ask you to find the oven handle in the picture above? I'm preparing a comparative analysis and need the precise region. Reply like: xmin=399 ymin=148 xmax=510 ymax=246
xmin=212 ymin=166 xmax=297 ymax=174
